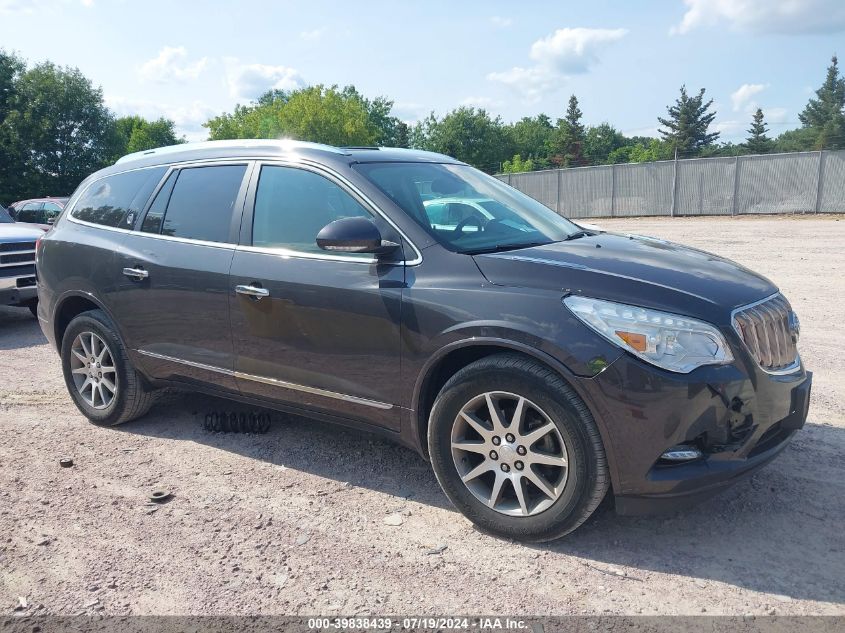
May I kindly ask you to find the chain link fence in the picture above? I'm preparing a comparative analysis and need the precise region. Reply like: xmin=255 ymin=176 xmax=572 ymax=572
xmin=496 ymin=150 xmax=845 ymax=219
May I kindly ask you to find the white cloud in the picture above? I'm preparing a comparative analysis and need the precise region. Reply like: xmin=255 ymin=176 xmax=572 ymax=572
xmin=300 ymin=27 xmax=326 ymax=41
xmin=488 ymin=27 xmax=627 ymax=102
xmin=80 ymin=0 xmax=93 ymax=7
xmin=106 ymin=96 xmax=216 ymax=142
xmin=529 ymin=27 xmax=628 ymax=74
xmin=490 ymin=16 xmax=512 ymax=28
xmin=673 ymin=0 xmax=845 ymax=35
xmin=139 ymin=46 xmax=208 ymax=83
xmin=224 ymin=60 xmax=305 ymax=101
xmin=731 ymin=83 xmax=767 ymax=112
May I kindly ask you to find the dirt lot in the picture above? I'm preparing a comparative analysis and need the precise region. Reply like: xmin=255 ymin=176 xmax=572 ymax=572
xmin=1 ymin=215 xmax=843 ymax=617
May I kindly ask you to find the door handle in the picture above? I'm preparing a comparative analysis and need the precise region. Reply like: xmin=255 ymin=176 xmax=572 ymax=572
xmin=123 ymin=267 xmax=149 ymax=281
xmin=235 ymin=284 xmax=270 ymax=299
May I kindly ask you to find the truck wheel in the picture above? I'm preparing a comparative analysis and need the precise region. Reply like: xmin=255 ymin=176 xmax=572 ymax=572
xmin=428 ymin=353 xmax=609 ymax=541
xmin=60 ymin=309 xmax=156 ymax=426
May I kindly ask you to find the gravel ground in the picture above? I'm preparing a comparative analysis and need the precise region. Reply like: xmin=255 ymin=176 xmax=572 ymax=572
xmin=1 ymin=215 xmax=843 ymax=617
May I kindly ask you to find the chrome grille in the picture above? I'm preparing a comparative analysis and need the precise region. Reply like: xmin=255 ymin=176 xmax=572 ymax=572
xmin=732 ymin=294 xmax=798 ymax=373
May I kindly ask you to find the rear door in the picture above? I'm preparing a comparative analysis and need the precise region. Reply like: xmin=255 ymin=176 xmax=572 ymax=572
xmin=112 ymin=162 xmax=252 ymax=391
xmin=228 ymin=162 xmax=404 ymax=429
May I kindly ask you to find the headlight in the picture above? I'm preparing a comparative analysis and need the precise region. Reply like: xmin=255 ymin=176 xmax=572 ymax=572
xmin=563 ymin=295 xmax=733 ymax=373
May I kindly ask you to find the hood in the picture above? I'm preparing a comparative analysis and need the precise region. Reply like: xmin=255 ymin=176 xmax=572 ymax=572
xmin=473 ymin=232 xmax=777 ymax=326
xmin=0 ymin=224 xmax=46 ymax=241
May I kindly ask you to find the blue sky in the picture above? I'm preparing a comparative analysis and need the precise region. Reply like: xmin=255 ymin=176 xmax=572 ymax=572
xmin=2 ymin=0 xmax=843 ymax=142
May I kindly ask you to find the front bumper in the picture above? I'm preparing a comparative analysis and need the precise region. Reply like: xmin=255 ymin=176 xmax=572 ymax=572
xmin=576 ymin=352 xmax=811 ymax=515
xmin=0 ymin=275 xmax=37 ymax=307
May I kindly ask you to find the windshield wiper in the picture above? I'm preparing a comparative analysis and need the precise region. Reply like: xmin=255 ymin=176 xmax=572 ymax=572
xmin=464 ymin=241 xmax=553 ymax=255
xmin=564 ymin=230 xmax=591 ymax=241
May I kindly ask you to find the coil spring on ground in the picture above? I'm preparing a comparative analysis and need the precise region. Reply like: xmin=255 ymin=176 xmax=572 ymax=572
xmin=203 ymin=411 xmax=272 ymax=434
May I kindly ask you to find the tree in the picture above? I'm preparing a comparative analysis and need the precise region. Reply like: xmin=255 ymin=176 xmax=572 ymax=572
xmin=798 ymin=55 xmax=845 ymax=149
xmin=550 ymin=95 xmax=585 ymax=167
xmin=745 ymin=108 xmax=773 ymax=154
xmin=109 ymin=115 xmax=183 ymax=158
xmin=658 ymin=85 xmax=719 ymax=157
xmin=0 ymin=50 xmax=25 ymax=203
xmin=411 ymin=107 xmax=513 ymax=173
xmin=393 ymin=120 xmax=410 ymax=148
xmin=204 ymin=85 xmax=404 ymax=147
xmin=4 ymin=61 xmax=115 ymax=198
xmin=583 ymin=123 xmax=626 ymax=165
xmin=506 ymin=115 xmax=553 ymax=167
xmin=774 ymin=127 xmax=818 ymax=153
xmin=501 ymin=154 xmax=536 ymax=173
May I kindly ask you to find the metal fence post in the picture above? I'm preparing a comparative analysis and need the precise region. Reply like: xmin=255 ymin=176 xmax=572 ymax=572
xmin=610 ymin=164 xmax=617 ymax=218
xmin=670 ymin=154 xmax=679 ymax=217
xmin=814 ymin=150 xmax=826 ymax=214
xmin=731 ymin=155 xmax=740 ymax=216
xmin=556 ymin=168 xmax=562 ymax=214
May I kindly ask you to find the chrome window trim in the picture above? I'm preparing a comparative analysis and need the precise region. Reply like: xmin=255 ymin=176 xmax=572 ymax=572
xmin=136 ymin=349 xmax=394 ymax=410
xmin=730 ymin=292 xmax=801 ymax=376
xmin=65 ymin=155 xmax=424 ymax=265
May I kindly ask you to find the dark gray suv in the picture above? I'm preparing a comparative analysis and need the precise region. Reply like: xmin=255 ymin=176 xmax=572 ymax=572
xmin=36 ymin=140 xmax=811 ymax=541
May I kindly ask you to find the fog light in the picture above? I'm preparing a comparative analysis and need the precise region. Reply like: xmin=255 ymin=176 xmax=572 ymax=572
xmin=660 ymin=445 xmax=703 ymax=462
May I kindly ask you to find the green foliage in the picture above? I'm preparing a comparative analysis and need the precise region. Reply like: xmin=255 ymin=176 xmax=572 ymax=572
xmin=550 ymin=95 xmax=586 ymax=167
xmin=505 ymin=115 xmax=553 ymax=167
xmin=658 ymin=86 xmax=719 ymax=157
xmin=410 ymin=107 xmax=513 ymax=173
xmin=583 ymin=123 xmax=627 ymax=165
xmin=773 ymin=127 xmax=817 ymax=152
xmin=745 ymin=108 xmax=773 ymax=154
xmin=608 ymin=138 xmax=673 ymax=164
xmin=798 ymin=55 xmax=845 ymax=150
xmin=204 ymin=84 xmax=404 ymax=148
xmin=0 ymin=51 xmax=26 ymax=203
xmin=501 ymin=154 xmax=536 ymax=173
xmin=111 ymin=115 xmax=184 ymax=158
xmin=3 ymin=60 xmax=115 ymax=199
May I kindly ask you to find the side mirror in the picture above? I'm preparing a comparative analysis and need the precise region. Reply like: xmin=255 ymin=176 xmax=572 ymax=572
xmin=316 ymin=217 xmax=399 ymax=255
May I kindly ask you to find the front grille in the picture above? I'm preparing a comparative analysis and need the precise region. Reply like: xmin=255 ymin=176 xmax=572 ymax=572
xmin=0 ymin=264 xmax=35 ymax=278
xmin=733 ymin=294 xmax=798 ymax=373
xmin=0 ymin=241 xmax=36 ymax=253
xmin=0 ymin=252 xmax=34 ymax=265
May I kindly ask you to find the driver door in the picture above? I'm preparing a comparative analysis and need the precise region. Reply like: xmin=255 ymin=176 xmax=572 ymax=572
xmin=229 ymin=163 xmax=405 ymax=430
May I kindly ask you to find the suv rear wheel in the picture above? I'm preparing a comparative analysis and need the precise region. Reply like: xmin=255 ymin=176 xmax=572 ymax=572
xmin=428 ymin=353 xmax=608 ymax=541
xmin=61 ymin=309 xmax=156 ymax=426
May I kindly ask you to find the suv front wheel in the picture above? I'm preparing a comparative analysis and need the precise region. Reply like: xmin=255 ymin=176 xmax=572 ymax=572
xmin=428 ymin=353 xmax=609 ymax=541
xmin=61 ymin=309 xmax=156 ymax=426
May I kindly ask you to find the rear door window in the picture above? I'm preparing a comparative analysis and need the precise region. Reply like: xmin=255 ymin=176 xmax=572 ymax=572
xmin=17 ymin=202 xmax=43 ymax=223
xmin=154 ymin=165 xmax=247 ymax=243
xmin=72 ymin=167 xmax=166 ymax=228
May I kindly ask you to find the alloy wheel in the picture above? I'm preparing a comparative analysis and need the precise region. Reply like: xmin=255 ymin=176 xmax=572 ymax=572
xmin=450 ymin=391 xmax=569 ymax=517
xmin=69 ymin=331 xmax=117 ymax=410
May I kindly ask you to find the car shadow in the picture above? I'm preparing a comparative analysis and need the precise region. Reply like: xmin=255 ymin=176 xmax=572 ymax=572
xmin=0 ymin=305 xmax=47 ymax=350
xmin=119 ymin=391 xmax=845 ymax=605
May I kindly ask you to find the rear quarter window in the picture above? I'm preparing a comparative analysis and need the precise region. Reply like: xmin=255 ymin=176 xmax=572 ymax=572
xmin=71 ymin=167 xmax=166 ymax=228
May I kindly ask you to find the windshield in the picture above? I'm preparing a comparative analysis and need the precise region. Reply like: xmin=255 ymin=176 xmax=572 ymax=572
xmin=0 ymin=207 xmax=13 ymax=223
xmin=353 ymin=163 xmax=582 ymax=254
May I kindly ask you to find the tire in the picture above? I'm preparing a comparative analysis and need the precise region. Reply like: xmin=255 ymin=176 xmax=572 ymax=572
xmin=60 ymin=309 xmax=156 ymax=426
xmin=428 ymin=353 xmax=609 ymax=542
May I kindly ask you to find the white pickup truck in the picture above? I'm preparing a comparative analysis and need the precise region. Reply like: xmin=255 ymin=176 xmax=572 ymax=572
xmin=0 ymin=206 xmax=42 ymax=316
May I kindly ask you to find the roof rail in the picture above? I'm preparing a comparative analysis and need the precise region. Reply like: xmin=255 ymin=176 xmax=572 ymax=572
xmin=115 ymin=139 xmax=346 ymax=165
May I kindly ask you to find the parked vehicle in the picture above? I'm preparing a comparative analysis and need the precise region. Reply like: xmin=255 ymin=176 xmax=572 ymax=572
xmin=8 ymin=197 xmax=68 ymax=231
xmin=36 ymin=140 xmax=810 ymax=541
xmin=1 ymin=205 xmax=41 ymax=315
